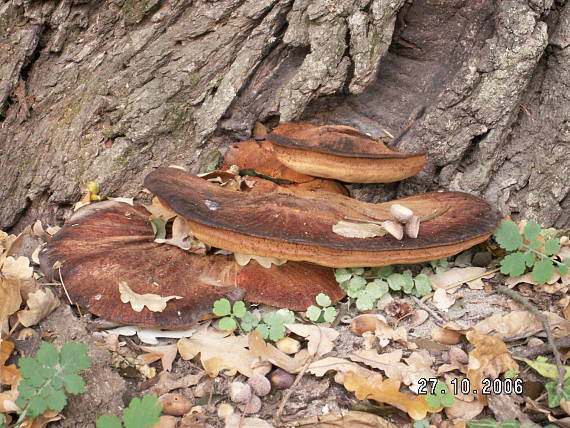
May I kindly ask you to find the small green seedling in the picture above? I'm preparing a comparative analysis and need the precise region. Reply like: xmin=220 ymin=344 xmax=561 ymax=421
xmin=255 ymin=310 xmax=295 ymax=342
xmin=545 ymin=378 xmax=570 ymax=408
xmin=425 ymin=381 xmax=454 ymax=409
xmin=430 ymin=258 xmax=449 ymax=274
xmin=15 ymin=341 xmax=90 ymax=425
xmin=495 ymin=219 xmax=570 ymax=284
xmin=386 ymin=270 xmax=432 ymax=298
xmin=213 ymin=298 xmax=247 ymax=331
xmin=96 ymin=395 xmax=162 ymax=428
xmin=413 ymin=420 xmax=430 ymax=428
xmin=306 ymin=293 xmax=338 ymax=323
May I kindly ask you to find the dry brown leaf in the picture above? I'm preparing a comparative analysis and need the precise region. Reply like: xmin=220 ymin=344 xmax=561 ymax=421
xmin=445 ymin=398 xmax=484 ymax=421
xmin=17 ymin=288 xmax=60 ymax=327
xmin=0 ymin=278 xmax=22 ymax=322
xmin=1 ymin=340 xmax=21 ymax=387
xmin=284 ymin=323 xmax=338 ymax=357
xmin=20 ymin=409 xmax=62 ymax=428
xmin=343 ymin=371 xmax=435 ymax=421
xmin=288 ymin=409 xmax=399 ymax=427
xmin=248 ymin=331 xmax=308 ymax=374
xmin=233 ymin=253 xmax=288 ymax=268
xmin=224 ymin=413 xmax=274 ymax=428
xmin=0 ymin=388 xmax=19 ymax=412
xmin=178 ymin=324 xmax=256 ymax=377
xmin=432 ymin=289 xmax=455 ymax=312
xmin=1 ymin=256 xmax=33 ymax=280
xmin=561 ymin=399 xmax=570 ymax=416
xmin=466 ymin=330 xmax=519 ymax=404
xmin=308 ymin=357 xmax=378 ymax=383
xmin=429 ymin=267 xmax=495 ymax=291
xmin=332 ymin=221 xmax=387 ymax=239
xmin=119 ymin=281 xmax=182 ymax=313
xmin=373 ymin=319 xmax=415 ymax=349
xmin=143 ymin=371 xmax=205 ymax=396
xmin=138 ymin=344 xmax=179 ymax=371
xmin=474 ymin=310 xmax=570 ymax=339
xmin=252 ymin=121 xmax=268 ymax=140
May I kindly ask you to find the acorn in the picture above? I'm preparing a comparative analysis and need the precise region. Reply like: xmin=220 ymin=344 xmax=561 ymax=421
xmin=247 ymin=374 xmax=271 ymax=397
xmin=229 ymin=382 xmax=252 ymax=404
xmin=217 ymin=403 xmax=234 ymax=419
xmin=158 ymin=393 xmax=192 ymax=416
xmin=350 ymin=314 xmax=384 ymax=336
xmin=237 ymin=395 xmax=262 ymax=414
xmin=431 ymin=326 xmax=462 ymax=345
xmin=269 ymin=369 xmax=295 ymax=390
xmin=276 ymin=337 xmax=301 ymax=354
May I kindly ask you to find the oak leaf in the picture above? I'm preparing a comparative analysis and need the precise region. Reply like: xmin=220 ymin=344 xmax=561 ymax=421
xmin=343 ymin=371 xmax=435 ymax=420
xmin=248 ymin=331 xmax=308 ymax=374
xmin=284 ymin=323 xmax=338 ymax=357
xmin=119 ymin=281 xmax=182 ymax=313
xmin=138 ymin=344 xmax=179 ymax=372
xmin=17 ymin=288 xmax=59 ymax=327
xmin=0 ymin=277 xmax=22 ymax=323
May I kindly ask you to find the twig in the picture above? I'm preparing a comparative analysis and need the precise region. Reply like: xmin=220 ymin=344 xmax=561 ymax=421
xmin=420 ymin=268 xmax=499 ymax=302
xmin=274 ymin=356 xmax=313 ymax=424
xmin=58 ymin=265 xmax=83 ymax=317
xmin=411 ymin=296 xmax=447 ymax=325
xmin=497 ymin=286 xmax=566 ymax=394
xmin=511 ymin=335 xmax=570 ymax=359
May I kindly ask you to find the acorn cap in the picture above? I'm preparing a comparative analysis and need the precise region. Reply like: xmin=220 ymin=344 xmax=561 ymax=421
xmin=39 ymin=201 xmax=344 ymax=328
xmin=144 ymin=168 xmax=501 ymax=268
xmin=266 ymin=123 xmax=426 ymax=183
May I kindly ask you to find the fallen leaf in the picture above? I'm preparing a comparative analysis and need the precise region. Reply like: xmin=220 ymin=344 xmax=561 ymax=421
xmin=474 ymin=310 xmax=570 ymax=339
xmin=17 ymin=288 xmax=60 ymax=327
xmin=1 ymin=256 xmax=33 ymax=280
xmin=143 ymin=371 xmax=205 ymax=396
xmin=332 ymin=221 xmax=386 ymax=239
xmin=288 ymin=409 xmax=399 ymax=427
xmin=0 ymin=277 xmax=22 ymax=322
xmin=138 ymin=344 xmax=179 ymax=371
xmin=466 ymin=330 xmax=519 ymax=404
xmin=1 ymin=340 xmax=21 ymax=387
xmin=284 ymin=323 xmax=338 ymax=357
xmin=433 ymin=288 xmax=455 ymax=312
xmin=224 ymin=413 xmax=274 ymax=428
xmin=154 ymin=216 xmax=208 ymax=254
xmin=145 ymin=196 xmax=177 ymax=221
xmin=105 ymin=326 xmax=196 ymax=345
xmin=445 ymin=397 xmax=484 ymax=421
xmin=178 ymin=324 xmax=256 ymax=377
xmin=234 ymin=253 xmax=288 ymax=268
xmin=373 ymin=319 xmax=415 ymax=349
xmin=248 ymin=331 xmax=308 ymax=374
xmin=513 ymin=357 xmax=570 ymax=381
xmin=429 ymin=267 xmax=495 ymax=291
xmin=0 ymin=388 xmax=19 ymax=412
xmin=308 ymin=357 xmax=378 ymax=383
xmin=252 ymin=121 xmax=268 ymax=140
xmin=119 ymin=281 xmax=182 ymax=313
xmin=343 ymin=371 xmax=435 ymax=420
xmin=20 ymin=409 xmax=62 ymax=428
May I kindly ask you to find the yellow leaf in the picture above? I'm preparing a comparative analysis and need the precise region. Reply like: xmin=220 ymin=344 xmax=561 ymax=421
xmin=118 ymin=281 xmax=182 ymax=313
xmin=1 ymin=340 xmax=21 ymax=387
xmin=138 ymin=344 xmax=179 ymax=372
xmin=0 ymin=277 xmax=22 ymax=322
xmin=1 ymin=256 xmax=33 ymax=280
xmin=17 ymin=288 xmax=60 ymax=327
xmin=284 ymin=323 xmax=338 ymax=357
xmin=343 ymin=372 xmax=434 ymax=421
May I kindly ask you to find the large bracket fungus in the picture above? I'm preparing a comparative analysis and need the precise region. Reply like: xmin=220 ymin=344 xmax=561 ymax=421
xmin=266 ymin=123 xmax=427 ymax=183
xmin=39 ymin=201 xmax=344 ymax=329
xmin=144 ymin=168 xmax=501 ymax=268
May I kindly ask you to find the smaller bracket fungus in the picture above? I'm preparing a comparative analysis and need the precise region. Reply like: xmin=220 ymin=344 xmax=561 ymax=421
xmin=39 ymin=201 xmax=343 ymax=329
xmin=266 ymin=123 xmax=427 ymax=183
xmin=144 ymin=168 xmax=501 ymax=268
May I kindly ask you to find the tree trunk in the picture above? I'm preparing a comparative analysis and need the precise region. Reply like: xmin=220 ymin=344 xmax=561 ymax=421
xmin=1 ymin=0 xmax=568 ymax=232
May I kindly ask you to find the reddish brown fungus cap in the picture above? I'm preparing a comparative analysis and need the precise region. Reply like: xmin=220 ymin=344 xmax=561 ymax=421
xmin=266 ymin=123 xmax=426 ymax=183
xmin=39 ymin=201 xmax=343 ymax=329
xmin=145 ymin=168 xmax=501 ymax=268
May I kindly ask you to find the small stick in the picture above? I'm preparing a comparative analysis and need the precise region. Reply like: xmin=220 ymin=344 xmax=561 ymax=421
xmin=511 ymin=335 xmax=570 ymax=359
xmin=58 ymin=265 xmax=83 ymax=317
xmin=420 ymin=268 xmax=499 ymax=302
xmin=497 ymin=286 xmax=566 ymax=394
xmin=411 ymin=296 xmax=447 ymax=325
xmin=274 ymin=357 xmax=313 ymax=424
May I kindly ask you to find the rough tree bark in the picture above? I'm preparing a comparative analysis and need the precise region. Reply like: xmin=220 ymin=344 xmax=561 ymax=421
xmin=0 ymin=0 xmax=568 ymax=232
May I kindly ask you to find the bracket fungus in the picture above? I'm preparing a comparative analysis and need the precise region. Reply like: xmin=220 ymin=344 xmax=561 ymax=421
xmin=39 ymin=201 xmax=344 ymax=328
xmin=144 ymin=168 xmax=501 ymax=268
xmin=266 ymin=123 xmax=427 ymax=183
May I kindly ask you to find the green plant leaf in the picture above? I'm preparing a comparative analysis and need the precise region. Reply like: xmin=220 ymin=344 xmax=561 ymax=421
xmin=27 ymin=394 xmax=49 ymax=419
xmin=500 ymin=252 xmax=526 ymax=277
xmin=413 ymin=420 xmax=430 ymax=428
xmin=63 ymin=373 xmax=86 ymax=394
xmin=268 ymin=323 xmax=286 ymax=341
xmin=402 ymin=270 xmax=415 ymax=294
xmin=347 ymin=276 xmax=366 ymax=292
xmin=387 ymin=273 xmax=405 ymax=291
xmin=45 ymin=388 xmax=67 ymax=413
xmin=524 ymin=251 xmax=536 ymax=267
xmin=544 ymin=238 xmax=561 ymax=256
xmin=316 ymin=293 xmax=332 ymax=307
xmin=514 ymin=356 xmax=570 ymax=381
xmin=545 ymin=378 xmax=570 ymax=408
xmin=334 ymin=269 xmax=353 ymax=283
xmin=323 ymin=307 xmax=337 ymax=323
xmin=60 ymin=342 xmax=90 ymax=373
xmin=218 ymin=317 xmax=237 ymax=331
xmin=532 ymin=258 xmax=555 ymax=284
xmin=366 ymin=280 xmax=388 ymax=299
xmin=524 ymin=220 xmax=541 ymax=242
xmin=240 ymin=312 xmax=259 ymax=331
xmin=370 ymin=266 xmax=393 ymax=278
xmin=495 ymin=220 xmax=523 ymax=251
xmin=355 ymin=293 xmax=374 ymax=311
xmin=212 ymin=298 xmax=231 ymax=316
xmin=232 ymin=301 xmax=247 ymax=318
xmin=36 ymin=342 xmax=59 ymax=368
xmin=256 ymin=324 xmax=270 ymax=339
xmin=96 ymin=414 xmax=122 ymax=428
xmin=123 ymin=395 xmax=162 ymax=428
xmin=306 ymin=305 xmax=322 ymax=322
xmin=413 ymin=274 xmax=432 ymax=297
xmin=560 ymin=264 xmax=569 ymax=275
xmin=425 ymin=394 xmax=440 ymax=409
